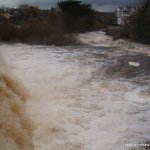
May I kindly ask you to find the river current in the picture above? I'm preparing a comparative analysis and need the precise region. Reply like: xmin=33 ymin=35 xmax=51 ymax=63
xmin=0 ymin=40 xmax=150 ymax=150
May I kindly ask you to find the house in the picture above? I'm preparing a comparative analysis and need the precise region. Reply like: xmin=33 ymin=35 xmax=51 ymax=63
xmin=0 ymin=7 xmax=11 ymax=19
xmin=116 ymin=6 xmax=135 ymax=25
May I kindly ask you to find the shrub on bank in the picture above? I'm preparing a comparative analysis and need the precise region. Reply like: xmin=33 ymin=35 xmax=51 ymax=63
xmin=0 ymin=20 xmax=76 ymax=45
xmin=19 ymin=19 xmax=75 ymax=45
xmin=0 ymin=23 xmax=18 ymax=41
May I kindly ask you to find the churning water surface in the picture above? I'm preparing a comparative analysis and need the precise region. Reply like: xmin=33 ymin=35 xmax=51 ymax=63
xmin=0 ymin=43 xmax=150 ymax=150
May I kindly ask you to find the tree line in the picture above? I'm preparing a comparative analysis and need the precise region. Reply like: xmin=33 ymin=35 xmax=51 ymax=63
xmin=0 ymin=0 xmax=115 ymax=45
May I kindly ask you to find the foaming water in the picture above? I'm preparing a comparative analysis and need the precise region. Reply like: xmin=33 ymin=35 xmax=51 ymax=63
xmin=0 ymin=43 xmax=150 ymax=150
xmin=0 ymin=55 xmax=33 ymax=150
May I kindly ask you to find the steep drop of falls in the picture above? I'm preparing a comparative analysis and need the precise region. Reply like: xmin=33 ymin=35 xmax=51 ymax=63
xmin=0 ymin=43 xmax=150 ymax=150
xmin=0 ymin=55 xmax=34 ymax=150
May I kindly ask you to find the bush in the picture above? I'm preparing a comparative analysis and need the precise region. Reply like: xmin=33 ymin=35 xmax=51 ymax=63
xmin=0 ymin=23 xmax=18 ymax=41
xmin=19 ymin=18 xmax=75 ymax=45
xmin=0 ymin=19 xmax=76 ymax=45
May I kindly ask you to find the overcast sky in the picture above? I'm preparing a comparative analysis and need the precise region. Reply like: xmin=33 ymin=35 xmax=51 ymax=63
xmin=0 ymin=0 xmax=139 ymax=12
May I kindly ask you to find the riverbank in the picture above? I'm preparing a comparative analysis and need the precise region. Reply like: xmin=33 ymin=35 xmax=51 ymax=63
xmin=112 ymin=39 xmax=150 ymax=56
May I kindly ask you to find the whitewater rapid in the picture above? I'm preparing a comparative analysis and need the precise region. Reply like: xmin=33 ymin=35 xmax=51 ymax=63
xmin=0 ymin=38 xmax=150 ymax=150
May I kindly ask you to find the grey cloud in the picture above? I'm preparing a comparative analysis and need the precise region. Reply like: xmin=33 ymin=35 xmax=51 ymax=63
xmin=93 ymin=4 xmax=118 ymax=12
xmin=0 ymin=0 xmax=139 ymax=11
xmin=84 ymin=0 xmax=139 ymax=6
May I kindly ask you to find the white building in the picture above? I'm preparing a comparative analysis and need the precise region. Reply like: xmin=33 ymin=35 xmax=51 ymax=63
xmin=116 ymin=7 xmax=135 ymax=25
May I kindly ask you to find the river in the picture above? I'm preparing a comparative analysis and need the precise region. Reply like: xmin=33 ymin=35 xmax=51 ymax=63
xmin=0 ymin=32 xmax=150 ymax=150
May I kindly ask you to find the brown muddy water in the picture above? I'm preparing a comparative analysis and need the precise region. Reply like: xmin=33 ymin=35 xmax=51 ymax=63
xmin=0 ymin=56 xmax=34 ymax=150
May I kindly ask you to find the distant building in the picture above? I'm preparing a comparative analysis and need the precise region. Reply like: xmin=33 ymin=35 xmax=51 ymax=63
xmin=0 ymin=7 xmax=22 ymax=20
xmin=0 ymin=8 xmax=11 ymax=19
xmin=116 ymin=6 xmax=135 ymax=25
